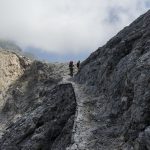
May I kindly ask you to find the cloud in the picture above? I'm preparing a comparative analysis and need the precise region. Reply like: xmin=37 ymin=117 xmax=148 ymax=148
xmin=0 ymin=0 xmax=149 ymax=55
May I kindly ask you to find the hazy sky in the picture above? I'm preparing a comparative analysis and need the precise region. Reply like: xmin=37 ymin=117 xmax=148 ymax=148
xmin=0 ymin=0 xmax=150 ymax=61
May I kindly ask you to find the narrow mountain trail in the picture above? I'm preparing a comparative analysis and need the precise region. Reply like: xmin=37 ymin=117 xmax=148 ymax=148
xmin=61 ymin=75 xmax=99 ymax=150
xmin=60 ymin=72 xmax=124 ymax=150
xmin=52 ymin=63 xmax=100 ymax=149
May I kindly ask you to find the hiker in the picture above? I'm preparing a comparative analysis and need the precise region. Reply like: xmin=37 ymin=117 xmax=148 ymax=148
xmin=77 ymin=60 xmax=80 ymax=70
xmin=69 ymin=61 xmax=74 ymax=76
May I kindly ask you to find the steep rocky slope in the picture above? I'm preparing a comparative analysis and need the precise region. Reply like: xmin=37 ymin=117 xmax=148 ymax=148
xmin=0 ymin=84 xmax=76 ymax=150
xmin=0 ymin=50 xmax=76 ymax=150
xmin=75 ymin=10 xmax=150 ymax=149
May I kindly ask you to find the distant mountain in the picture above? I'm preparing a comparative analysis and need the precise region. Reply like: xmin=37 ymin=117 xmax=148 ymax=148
xmin=23 ymin=51 xmax=37 ymax=60
xmin=0 ymin=40 xmax=21 ymax=52
xmin=0 ymin=40 xmax=36 ymax=60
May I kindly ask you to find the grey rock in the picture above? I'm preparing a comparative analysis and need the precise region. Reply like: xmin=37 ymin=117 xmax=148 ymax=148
xmin=0 ymin=84 xmax=76 ymax=150
xmin=75 ymin=10 xmax=150 ymax=149
xmin=0 ymin=51 xmax=76 ymax=150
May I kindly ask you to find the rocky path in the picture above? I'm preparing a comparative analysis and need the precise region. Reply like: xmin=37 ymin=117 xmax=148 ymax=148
xmin=62 ymin=75 xmax=125 ymax=150
xmin=61 ymin=75 xmax=99 ymax=150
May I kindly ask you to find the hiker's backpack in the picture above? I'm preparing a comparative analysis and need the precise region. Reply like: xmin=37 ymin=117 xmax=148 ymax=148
xmin=77 ymin=62 xmax=80 ymax=68
xmin=69 ymin=61 xmax=73 ymax=68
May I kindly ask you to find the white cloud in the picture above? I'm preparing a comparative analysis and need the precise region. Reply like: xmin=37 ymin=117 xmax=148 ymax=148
xmin=0 ymin=0 xmax=149 ymax=54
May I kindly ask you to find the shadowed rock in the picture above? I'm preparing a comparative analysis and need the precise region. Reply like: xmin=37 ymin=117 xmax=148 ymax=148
xmin=0 ymin=84 xmax=76 ymax=150
xmin=75 ymin=10 xmax=150 ymax=149
xmin=0 ymin=51 xmax=76 ymax=150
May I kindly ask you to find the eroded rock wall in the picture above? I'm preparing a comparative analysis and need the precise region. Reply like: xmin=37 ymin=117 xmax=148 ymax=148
xmin=0 ymin=84 xmax=76 ymax=150
xmin=75 ymin=10 xmax=150 ymax=149
xmin=0 ymin=49 xmax=77 ymax=150
xmin=0 ymin=50 xmax=30 ymax=109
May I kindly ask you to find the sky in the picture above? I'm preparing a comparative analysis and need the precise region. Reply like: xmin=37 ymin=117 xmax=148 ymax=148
xmin=0 ymin=0 xmax=150 ymax=62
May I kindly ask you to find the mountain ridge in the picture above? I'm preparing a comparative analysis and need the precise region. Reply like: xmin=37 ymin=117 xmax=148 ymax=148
xmin=0 ymin=10 xmax=150 ymax=150
xmin=74 ymin=9 xmax=150 ymax=149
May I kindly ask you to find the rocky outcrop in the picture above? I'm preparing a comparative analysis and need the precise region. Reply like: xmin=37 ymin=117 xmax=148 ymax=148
xmin=0 ymin=50 xmax=31 ymax=110
xmin=0 ymin=50 xmax=77 ymax=150
xmin=0 ymin=83 xmax=76 ymax=150
xmin=1 ymin=10 xmax=150 ymax=150
xmin=75 ymin=10 xmax=150 ymax=149
xmin=2 ymin=61 xmax=62 ymax=115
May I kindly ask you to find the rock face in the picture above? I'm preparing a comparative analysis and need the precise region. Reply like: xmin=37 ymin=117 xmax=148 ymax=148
xmin=75 ymin=10 xmax=150 ymax=149
xmin=0 ymin=49 xmax=31 ymax=110
xmin=0 ymin=50 xmax=77 ymax=150
xmin=0 ymin=84 xmax=76 ymax=150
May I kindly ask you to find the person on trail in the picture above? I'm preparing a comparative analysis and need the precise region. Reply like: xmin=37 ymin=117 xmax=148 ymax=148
xmin=69 ymin=61 xmax=74 ymax=77
xmin=77 ymin=60 xmax=80 ymax=71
